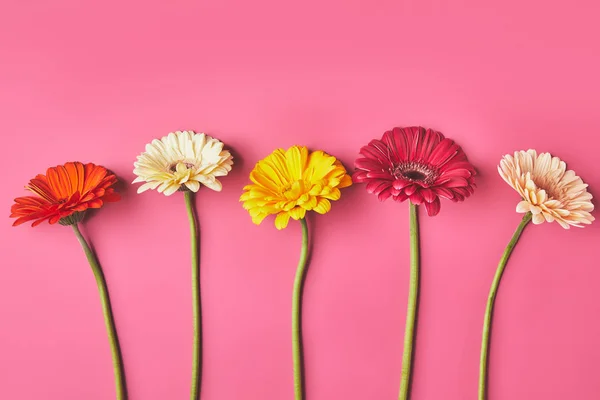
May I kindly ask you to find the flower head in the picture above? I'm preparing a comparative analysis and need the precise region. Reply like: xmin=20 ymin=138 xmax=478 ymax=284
xmin=10 ymin=162 xmax=120 ymax=227
xmin=240 ymin=146 xmax=352 ymax=229
xmin=133 ymin=130 xmax=233 ymax=196
xmin=498 ymin=150 xmax=594 ymax=228
xmin=353 ymin=126 xmax=476 ymax=216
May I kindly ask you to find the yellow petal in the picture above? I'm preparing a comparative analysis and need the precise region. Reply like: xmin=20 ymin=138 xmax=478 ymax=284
xmin=314 ymin=198 xmax=331 ymax=214
xmin=289 ymin=207 xmax=306 ymax=220
xmin=285 ymin=146 xmax=308 ymax=181
xmin=322 ymin=188 xmax=341 ymax=201
xmin=274 ymin=212 xmax=291 ymax=230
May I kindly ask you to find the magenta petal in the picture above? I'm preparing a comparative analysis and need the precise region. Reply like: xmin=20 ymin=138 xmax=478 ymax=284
xmin=421 ymin=188 xmax=436 ymax=203
xmin=452 ymin=192 xmax=465 ymax=202
xmin=393 ymin=179 xmax=411 ymax=190
xmin=409 ymin=191 xmax=424 ymax=204
xmin=404 ymin=184 xmax=417 ymax=196
xmin=438 ymin=160 xmax=476 ymax=174
xmin=428 ymin=138 xmax=458 ymax=166
xmin=393 ymin=192 xmax=409 ymax=202
xmin=437 ymin=168 xmax=473 ymax=179
xmin=378 ymin=187 xmax=393 ymax=201
xmin=434 ymin=187 xmax=455 ymax=200
xmin=367 ymin=171 xmax=395 ymax=180
xmin=424 ymin=198 xmax=441 ymax=216
xmin=359 ymin=143 xmax=388 ymax=162
xmin=352 ymin=171 xmax=369 ymax=182
xmin=355 ymin=158 xmax=385 ymax=171
xmin=366 ymin=180 xmax=391 ymax=194
xmin=436 ymin=177 xmax=469 ymax=188
xmin=417 ymin=128 xmax=442 ymax=162
xmin=454 ymin=187 xmax=473 ymax=198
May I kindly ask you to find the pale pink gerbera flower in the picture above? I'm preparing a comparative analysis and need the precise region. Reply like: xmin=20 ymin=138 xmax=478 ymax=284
xmin=498 ymin=150 xmax=594 ymax=228
xmin=480 ymin=150 xmax=594 ymax=400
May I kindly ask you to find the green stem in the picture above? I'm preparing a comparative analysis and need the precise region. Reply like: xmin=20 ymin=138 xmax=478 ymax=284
xmin=478 ymin=212 xmax=532 ymax=400
xmin=398 ymin=201 xmax=420 ymax=400
xmin=71 ymin=223 xmax=126 ymax=400
xmin=184 ymin=191 xmax=202 ymax=400
xmin=292 ymin=218 xmax=309 ymax=400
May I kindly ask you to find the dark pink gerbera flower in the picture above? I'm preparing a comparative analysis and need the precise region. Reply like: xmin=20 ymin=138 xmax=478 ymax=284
xmin=353 ymin=126 xmax=476 ymax=216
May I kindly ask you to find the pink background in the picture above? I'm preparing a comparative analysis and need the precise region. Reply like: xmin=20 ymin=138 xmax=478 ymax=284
xmin=1 ymin=1 xmax=599 ymax=399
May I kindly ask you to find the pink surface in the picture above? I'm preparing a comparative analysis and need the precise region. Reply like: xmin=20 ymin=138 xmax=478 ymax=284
xmin=1 ymin=1 xmax=599 ymax=399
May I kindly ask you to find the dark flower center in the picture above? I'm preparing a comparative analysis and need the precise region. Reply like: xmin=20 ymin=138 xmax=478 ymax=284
xmin=392 ymin=162 xmax=438 ymax=184
xmin=402 ymin=170 xmax=427 ymax=181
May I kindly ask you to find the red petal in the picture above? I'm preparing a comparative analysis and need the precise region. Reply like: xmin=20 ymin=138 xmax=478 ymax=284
xmin=409 ymin=191 xmax=424 ymax=205
xmin=428 ymin=138 xmax=459 ymax=166
xmin=87 ymin=199 xmax=104 ymax=208
xmin=392 ymin=192 xmax=409 ymax=202
xmin=31 ymin=216 xmax=51 ymax=227
xmin=366 ymin=180 xmax=391 ymax=195
xmin=421 ymin=188 xmax=437 ymax=203
xmin=102 ymin=193 xmax=121 ymax=202
xmin=393 ymin=179 xmax=411 ymax=190
xmin=366 ymin=171 xmax=394 ymax=180
xmin=355 ymin=158 xmax=385 ymax=171
xmin=433 ymin=187 xmax=455 ymax=200
xmin=424 ymin=198 xmax=441 ymax=216
xmin=378 ymin=187 xmax=393 ymax=201
xmin=436 ymin=177 xmax=469 ymax=188
xmin=353 ymin=171 xmax=369 ymax=182
xmin=417 ymin=128 xmax=443 ymax=162
xmin=404 ymin=184 xmax=417 ymax=196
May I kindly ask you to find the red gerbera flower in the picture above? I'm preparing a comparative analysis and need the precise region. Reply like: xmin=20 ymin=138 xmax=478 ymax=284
xmin=10 ymin=162 xmax=120 ymax=227
xmin=353 ymin=126 xmax=476 ymax=216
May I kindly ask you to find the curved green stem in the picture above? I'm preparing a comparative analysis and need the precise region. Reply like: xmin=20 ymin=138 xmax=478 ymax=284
xmin=71 ymin=223 xmax=126 ymax=400
xmin=398 ymin=201 xmax=420 ymax=400
xmin=479 ymin=212 xmax=532 ymax=400
xmin=292 ymin=218 xmax=309 ymax=400
xmin=184 ymin=191 xmax=202 ymax=400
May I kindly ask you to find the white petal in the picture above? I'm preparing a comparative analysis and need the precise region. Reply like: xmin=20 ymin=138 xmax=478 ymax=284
xmin=185 ymin=180 xmax=200 ymax=192
xmin=516 ymin=201 xmax=531 ymax=213
xmin=532 ymin=213 xmax=545 ymax=224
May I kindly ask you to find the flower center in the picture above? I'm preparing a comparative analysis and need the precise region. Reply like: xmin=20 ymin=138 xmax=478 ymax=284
xmin=392 ymin=162 xmax=437 ymax=184
xmin=169 ymin=162 xmax=195 ymax=172
xmin=531 ymin=175 xmax=563 ymax=201
xmin=402 ymin=170 xmax=427 ymax=181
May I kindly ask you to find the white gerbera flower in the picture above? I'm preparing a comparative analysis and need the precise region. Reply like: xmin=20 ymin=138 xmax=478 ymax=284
xmin=498 ymin=149 xmax=594 ymax=228
xmin=133 ymin=130 xmax=233 ymax=195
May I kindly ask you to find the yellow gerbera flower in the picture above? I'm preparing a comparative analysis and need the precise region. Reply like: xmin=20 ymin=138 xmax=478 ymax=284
xmin=240 ymin=145 xmax=352 ymax=229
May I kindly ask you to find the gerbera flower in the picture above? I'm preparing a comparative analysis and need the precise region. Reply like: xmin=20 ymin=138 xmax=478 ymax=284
xmin=353 ymin=126 xmax=476 ymax=216
xmin=353 ymin=126 xmax=475 ymax=400
xmin=133 ymin=130 xmax=233 ymax=400
xmin=479 ymin=150 xmax=594 ymax=400
xmin=10 ymin=161 xmax=126 ymax=399
xmin=132 ymin=130 xmax=233 ymax=195
xmin=498 ymin=149 xmax=594 ymax=228
xmin=240 ymin=145 xmax=353 ymax=230
xmin=10 ymin=162 xmax=120 ymax=227
xmin=241 ymin=145 xmax=351 ymax=400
